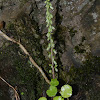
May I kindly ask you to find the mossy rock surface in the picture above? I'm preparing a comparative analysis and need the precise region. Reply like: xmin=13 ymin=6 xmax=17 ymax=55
xmin=0 ymin=0 xmax=100 ymax=100
xmin=0 ymin=14 xmax=49 ymax=100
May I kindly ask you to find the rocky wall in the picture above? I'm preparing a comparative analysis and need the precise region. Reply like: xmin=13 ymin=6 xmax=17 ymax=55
xmin=0 ymin=0 xmax=100 ymax=100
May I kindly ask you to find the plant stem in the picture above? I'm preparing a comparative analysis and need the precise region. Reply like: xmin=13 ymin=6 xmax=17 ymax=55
xmin=67 ymin=98 xmax=69 ymax=100
xmin=45 ymin=0 xmax=55 ymax=79
xmin=50 ymin=35 xmax=55 ymax=79
xmin=51 ymin=47 xmax=55 ymax=79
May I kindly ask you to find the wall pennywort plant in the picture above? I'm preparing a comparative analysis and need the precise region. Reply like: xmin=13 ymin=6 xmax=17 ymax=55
xmin=38 ymin=0 xmax=72 ymax=100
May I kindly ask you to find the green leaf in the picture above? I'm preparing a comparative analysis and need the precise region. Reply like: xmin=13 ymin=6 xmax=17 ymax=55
xmin=53 ymin=96 xmax=64 ymax=100
xmin=44 ymin=1 xmax=46 ymax=3
xmin=53 ymin=49 xmax=57 ymax=54
xmin=52 ymin=26 xmax=55 ymax=30
xmin=50 ymin=38 xmax=53 ymax=43
xmin=54 ymin=61 xmax=57 ymax=65
xmin=54 ymin=64 xmax=57 ymax=68
xmin=28 ymin=60 xmax=33 ymax=68
xmin=49 ymin=64 xmax=52 ymax=67
xmin=46 ymin=19 xmax=49 ymax=23
xmin=48 ymin=28 xmax=52 ymax=33
xmin=48 ymin=53 xmax=51 ymax=58
xmin=49 ymin=70 xmax=52 ymax=73
xmin=46 ymin=5 xmax=49 ymax=8
xmin=46 ymin=33 xmax=50 ymax=38
xmin=60 ymin=84 xmax=72 ymax=98
xmin=21 ymin=92 xmax=24 ymax=95
xmin=46 ymin=86 xmax=57 ymax=97
xmin=47 ymin=43 xmax=51 ymax=51
xmin=49 ymin=20 xmax=53 ymax=24
xmin=50 ymin=6 xmax=53 ymax=10
xmin=38 ymin=97 xmax=47 ymax=100
xmin=49 ymin=14 xmax=53 ymax=19
xmin=51 ymin=43 xmax=55 ymax=48
xmin=50 ymin=78 xmax=59 ymax=86
xmin=55 ymin=68 xmax=58 ymax=72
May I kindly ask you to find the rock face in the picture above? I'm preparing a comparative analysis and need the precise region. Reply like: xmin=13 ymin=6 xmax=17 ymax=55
xmin=0 ymin=0 xmax=100 ymax=65
xmin=0 ymin=0 xmax=100 ymax=100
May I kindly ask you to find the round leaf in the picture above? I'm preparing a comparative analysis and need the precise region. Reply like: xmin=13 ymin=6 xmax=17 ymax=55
xmin=38 ymin=97 xmax=47 ymax=100
xmin=53 ymin=96 xmax=64 ymax=100
xmin=50 ymin=78 xmax=59 ymax=86
xmin=21 ymin=92 xmax=24 ymax=95
xmin=60 ymin=84 xmax=72 ymax=98
xmin=55 ymin=68 xmax=58 ymax=72
xmin=46 ymin=86 xmax=57 ymax=97
xmin=49 ymin=70 xmax=52 ymax=73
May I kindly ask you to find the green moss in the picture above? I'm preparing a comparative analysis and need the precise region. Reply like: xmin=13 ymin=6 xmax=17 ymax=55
xmin=74 ymin=36 xmax=87 ymax=53
xmin=54 ymin=25 xmax=67 ymax=53
xmin=74 ymin=45 xmax=86 ymax=53
xmin=7 ymin=23 xmax=15 ymax=30
xmin=13 ymin=57 xmax=45 ymax=99
xmin=0 ymin=14 xmax=49 ymax=100
xmin=81 ymin=36 xmax=86 ymax=42
xmin=68 ymin=27 xmax=77 ymax=38
xmin=61 ymin=55 xmax=100 ymax=91
xmin=0 ymin=39 xmax=46 ymax=100
xmin=19 ymin=0 xmax=29 ymax=7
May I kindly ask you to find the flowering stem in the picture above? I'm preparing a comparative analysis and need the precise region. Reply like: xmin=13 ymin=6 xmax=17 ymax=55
xmin=51 ymin=46 xmax=55 ymax=79
xmin=45 ymin=0 xmax=57 ymax=79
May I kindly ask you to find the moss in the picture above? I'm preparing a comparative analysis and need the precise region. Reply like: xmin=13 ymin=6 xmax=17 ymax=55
xmin=13 ymin=57 xmax=45 ymax=99
xmin=89 ymin=0 xmax=93 ymax=2
xmin=68 ymin=27 xmax=77 ymax=38
xmin=0 ymin=39 xmax=46 ymax=100
xmin=74 ymin=45 xmax=86 ymax=53
xmin=0 ymin=14 xmax=50 ymax=100
xmin=19 ymin=0 xmax=28 ymax=7
xmin=61 ymin=55 xmax=100 ymax=91
xmin=54 ymin=25 xmax=67 ymax=53
xmin=81 ymin=36 xmax=86 ymax=42
xmin=7 ymin=23 xmax=15 ymax=30
xmin=74 ymin=36 xmax=87 ymax=53
xmin=59 ymin=55 xmax=100 ymax=99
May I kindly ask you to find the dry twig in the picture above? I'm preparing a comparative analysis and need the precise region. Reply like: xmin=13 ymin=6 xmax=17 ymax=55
xmin=0 ymin=76 xmax=20 ymax=100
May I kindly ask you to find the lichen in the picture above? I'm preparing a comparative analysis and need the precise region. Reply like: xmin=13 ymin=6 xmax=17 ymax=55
xmin=91 ymin=12 xmax=98 ymax=22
